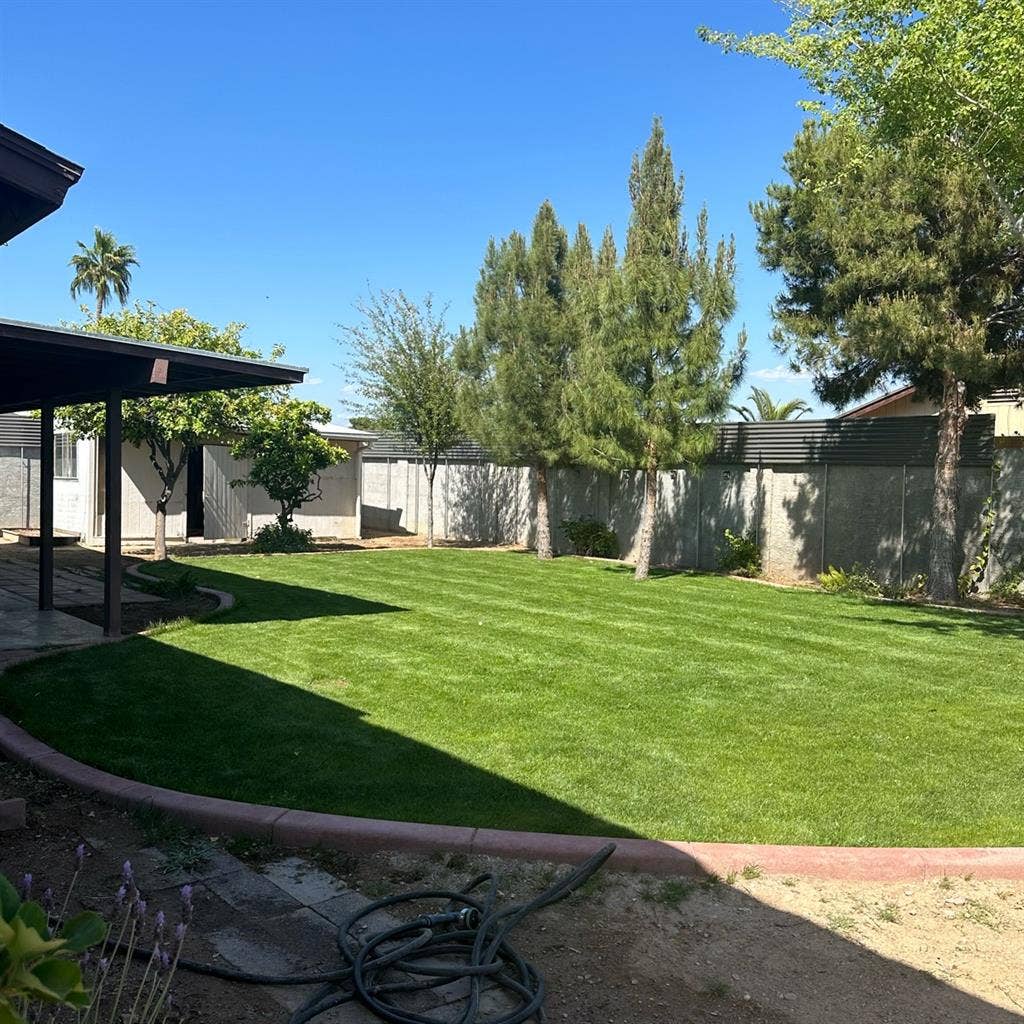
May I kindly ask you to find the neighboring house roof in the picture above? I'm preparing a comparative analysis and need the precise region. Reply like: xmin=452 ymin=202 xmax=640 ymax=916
xmin=319 ymin=424 xmax=377 ymax=443
xmin=0 ymin=318 xmax=306 ymax=414
xmin=842 ymin=384 xmax=1023 ymax=419
xmin=365 ymin=417 xmax=995 ymax=468
xmin=0 ymin=124 xmax=84 ymax=244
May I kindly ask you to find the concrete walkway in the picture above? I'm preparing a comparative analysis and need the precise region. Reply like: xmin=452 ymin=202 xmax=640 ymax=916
xmin=123 ymin=845 xmax=505 ymax=1023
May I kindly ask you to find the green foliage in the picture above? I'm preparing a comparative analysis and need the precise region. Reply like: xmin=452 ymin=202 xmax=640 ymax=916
xmin=716 ymin=529 xmax=761 ymax=577
xmin=0 ymin=873 xmax=103 ymax=1021
xmin=959 ymin=483 xmax=1000 ymax=598
xmin=732 ymin=386 xmax=811 ymax=421
xmin=251 ymin=521 xmax=314 ymax=553
xmin=990 ymin=558 xmax=1024 ymax=604
xmin=567 ymin=119 xmax=745 ymax=579
xmin=699 ymin=0 xmax=1024 ymax=237
xmin=753 ymin=121 xmax=1024 ymax=601
xmin=457 ymin=201 xmax=577 ymax=469
xmin=560 ymin=517 xmax=618 ymax=559
xmin=68 ymin=228 xmax=138 ymax=319
xmin=818 ymin=563 xmax=927 ymax=601
xmin=138 ymin=567 xmax=198 ymax=600
xmin=753 ymin=122 xmax=1024 ymax=413
xmin=58 ymin=303 xmax=288 ymax=559
xmin=345 ymin=291 xmax=461 ymax=546
xmin=231 ymin=399 xmax=343 ymax=528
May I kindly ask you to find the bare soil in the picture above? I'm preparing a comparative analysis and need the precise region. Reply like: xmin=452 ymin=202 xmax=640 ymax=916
xmin=2 ymin=760 xmax=1022 ymax=1023
xmin=63 ymin=590 xmax=221 ymax=634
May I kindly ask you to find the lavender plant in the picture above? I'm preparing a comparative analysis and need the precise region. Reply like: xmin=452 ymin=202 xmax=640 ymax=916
xmin=2 ymin=847 xmax=194 ymax=1024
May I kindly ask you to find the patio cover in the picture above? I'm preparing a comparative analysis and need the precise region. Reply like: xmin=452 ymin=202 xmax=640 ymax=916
xmin=0 ymin=319 xmax=306 ymax=637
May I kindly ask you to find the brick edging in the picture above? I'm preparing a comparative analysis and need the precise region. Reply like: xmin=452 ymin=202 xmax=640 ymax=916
xmin=124 ymin=562 xmax=236 ymax=616
xmin=1 ymin=716 xmax=1021 ymax=880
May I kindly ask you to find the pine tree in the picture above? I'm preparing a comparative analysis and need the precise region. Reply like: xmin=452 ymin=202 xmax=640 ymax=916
xmin=456 ymin=200 xmax=576 ymax=559
xmin=753 ymin=121 xmax=1024 ymax=601
xmin=568 ymin=119 xmax=746 ymax=581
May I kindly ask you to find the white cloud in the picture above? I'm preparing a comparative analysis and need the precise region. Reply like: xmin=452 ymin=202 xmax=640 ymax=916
xmin=750 ymin=364 xmax=811 ymax=383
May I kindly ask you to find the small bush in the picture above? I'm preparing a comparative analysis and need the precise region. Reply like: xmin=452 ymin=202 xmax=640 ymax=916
xmin=819 ymin=564 xmax=927 ymax=601
xmin=818 ymin=563 xmax=881 ymax=597
xmin=716 ymin=529 xmax=761 ymax=577
xmin=140 ymin=567 xmax=198 ymax=600
xmin=990 ymin=558 xmax=1024 ymax=605
xmin=560 ymin=517 xmax=618 ymax=559
xmin=251 ymin=521 xmax=314 ymax=553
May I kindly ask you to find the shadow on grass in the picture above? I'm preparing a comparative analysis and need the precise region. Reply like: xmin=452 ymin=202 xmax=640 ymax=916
xmin=839 ymin=602 xmax=1024 ymax=641
xmin=1 ymin=637 xmax=1021 ymax=1023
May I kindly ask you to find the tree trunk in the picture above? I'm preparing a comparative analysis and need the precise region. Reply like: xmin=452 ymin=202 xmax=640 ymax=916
xmin=634 ymin=465 xmax=658 ymax=581
xmin=154 ymin=501 xmax=168 ymax=561
xmin=928 ymin=372 xmax=967 ymax=603
xmin=425 ymin=463 xmax=436 ymax=549
xmin=535 ymin=463 xmax=553 ymax=560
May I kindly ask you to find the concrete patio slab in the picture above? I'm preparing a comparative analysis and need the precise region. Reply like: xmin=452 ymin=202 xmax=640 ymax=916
xmin=261 ymin=855 xmax=350 ymax=906
xmin=0 ymin=606 xmax=104 ymax=650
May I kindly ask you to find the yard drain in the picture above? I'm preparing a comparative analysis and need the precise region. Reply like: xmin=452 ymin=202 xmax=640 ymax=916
xmin=130 ymin=842 xmax=615 ymax=1023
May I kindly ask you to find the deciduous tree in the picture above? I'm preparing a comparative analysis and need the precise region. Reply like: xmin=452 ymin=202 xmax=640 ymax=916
xmin=568 ymin=119 xmax=746 ymax=581
xmin=700 ymin=0 xmax=1024 ymax=237
xmin=752 ymin=122 xmax=1024 ymax=600
xmin=58 ymin=304 xmax=287 ymax=559
xmin=345 ymin=291 xmax=461 ymax=548
xmin=230 ymin=399 xmax=345 ymax=529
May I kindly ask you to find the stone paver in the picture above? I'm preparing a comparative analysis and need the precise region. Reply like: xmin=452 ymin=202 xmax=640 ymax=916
xmin=0 ymin=562 xmax=162 ymax=607
xmin=0 ymin=607 xmax=105 ymax=651
xmin=260 ymin=855 xmax=350 ymax=906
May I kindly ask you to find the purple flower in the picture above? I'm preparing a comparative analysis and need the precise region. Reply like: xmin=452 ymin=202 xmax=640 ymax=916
xmin=174 ymin=921 xmax=187 ymax=947
xmin=74 ymin=844 xmax=86 ymax=870
xmin=159 ymin=949 xmax=172 ymax=972
xmin=154 ymin=910 xmax=166 ymax=939
xmin=18 ymin=874 xmax=32 ymax=900
xmin=122 ymin=860 xmax=134 ymax=885
xmin=134 ymin=898 xmax=147 ymax=923
xmin=98 ymin=957 xmax=110 ymax=974
xmin=180 ymin=884 xmax=194 ymax=922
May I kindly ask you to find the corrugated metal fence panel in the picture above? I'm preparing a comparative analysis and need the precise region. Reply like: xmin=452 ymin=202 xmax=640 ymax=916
xmin=363 ymin=416 xmax=995 ymax=468
xmin=712 ymin=415 xmax=994 ymax=467
xmin=0 ymin=413 xmax=41 ymax=446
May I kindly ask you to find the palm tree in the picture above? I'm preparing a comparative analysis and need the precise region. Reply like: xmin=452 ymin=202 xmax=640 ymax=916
xmin=69 ymin=228 xmax=139 ymax=321
xmin=732 ymin=386 xmax=812 ymax=421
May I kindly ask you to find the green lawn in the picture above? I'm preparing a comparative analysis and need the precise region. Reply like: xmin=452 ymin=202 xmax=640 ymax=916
xmin=2 ymin=549 xmax=1022 ymax=847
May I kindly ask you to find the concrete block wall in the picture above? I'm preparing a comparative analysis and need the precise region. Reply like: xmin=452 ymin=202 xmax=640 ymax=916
xmin=362 ymin=455 xmax=1021 ymax=588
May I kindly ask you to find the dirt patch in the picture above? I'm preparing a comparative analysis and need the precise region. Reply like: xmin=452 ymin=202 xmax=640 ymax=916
xmin=3 ymin=761 xmax=1023 ymax=1023
xmin=62 ymin=591 xmax=221 ymax=634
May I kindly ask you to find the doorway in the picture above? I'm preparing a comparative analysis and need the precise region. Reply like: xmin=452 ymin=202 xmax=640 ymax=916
xmin=185 ymin=446 xmax=205 ymax=538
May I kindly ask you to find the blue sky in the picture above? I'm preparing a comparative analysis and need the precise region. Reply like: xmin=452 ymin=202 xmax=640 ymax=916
xmin=1 ymin=0 xmax=818 ymax=422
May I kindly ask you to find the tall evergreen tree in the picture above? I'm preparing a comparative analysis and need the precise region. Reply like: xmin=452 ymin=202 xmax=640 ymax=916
xmin=456 ymin=201 xmax=576 ymax=559
xmin=568 ymin=119 xmax=745 ymax=581
xmin=753 ymin=121 xmax=1024 ymax=601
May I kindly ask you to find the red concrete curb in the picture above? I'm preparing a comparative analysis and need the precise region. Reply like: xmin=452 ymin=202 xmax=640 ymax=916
xmin=2 ymin=714 xmax=1022 ymax=880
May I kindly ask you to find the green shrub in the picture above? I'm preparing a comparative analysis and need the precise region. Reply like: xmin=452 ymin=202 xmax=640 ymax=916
xmin=139 ymin=567 xmax=198 ymax=600
xmin=560 ymin=518 xmax=618 ymax=559
xmin=818 ymin=563 xmax=881 ymax=596
xmin=251 ymin=521 xmax=314 ymax=553
xmin=819 ymin=564 xmax=928 ymax=601
xmin=716 ymin=529 xmax=762 ymax=577
xmin=990 ymin=558 xmax=1024 ymax=604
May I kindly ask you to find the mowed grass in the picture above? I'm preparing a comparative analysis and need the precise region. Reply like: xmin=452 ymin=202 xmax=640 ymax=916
xmin=2 ymin=548 xmax=1023 ymax=846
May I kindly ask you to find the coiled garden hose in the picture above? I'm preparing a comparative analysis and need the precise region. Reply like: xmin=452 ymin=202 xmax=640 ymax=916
xmin=137 ymin=842 xmax=616 ymax=1023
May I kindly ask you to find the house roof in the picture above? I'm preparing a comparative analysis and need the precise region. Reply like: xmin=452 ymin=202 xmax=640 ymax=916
xmin=841 ymin=385 xmax=919 ymax=419
xmin=0 ymin=318 xmax=306 ymax=414
xmin=319 ymin=424 xmax=378 ymax=443
xmin=0 ymin=125 xmax=84 ymax=244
